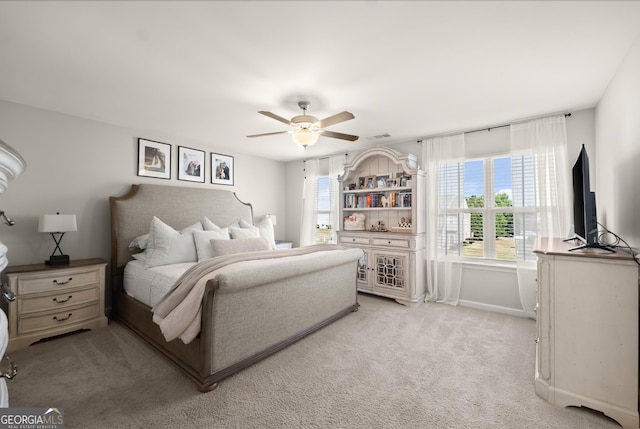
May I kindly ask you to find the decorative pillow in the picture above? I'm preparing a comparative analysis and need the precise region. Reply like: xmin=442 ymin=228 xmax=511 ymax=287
xmin=253 ymin=216 xmax=276 ymax=250
xmin=128 ymin=233 xmax=150 ymax=251
xmin=131 ymin=252 xmax=146 ymax=261
xmin=202 ymin=216 xmax=240 ymax=231
xmin=210 ymin=237 xmax=271 ymax=257
xmin=194 ymin=229 xmax=230 ymax=261
xmin=229 ymin=225 xmax=260 ymax=239
xmin=144 ymin=217 xmax=203 ymax=268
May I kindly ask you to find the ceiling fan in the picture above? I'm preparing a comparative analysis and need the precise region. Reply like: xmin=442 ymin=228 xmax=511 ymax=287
xmin=247 ymin=101 xmax=359 ymax=148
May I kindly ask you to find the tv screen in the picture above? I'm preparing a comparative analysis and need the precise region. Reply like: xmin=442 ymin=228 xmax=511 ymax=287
xmin=569 ymin=144 xmax=613 ymax=252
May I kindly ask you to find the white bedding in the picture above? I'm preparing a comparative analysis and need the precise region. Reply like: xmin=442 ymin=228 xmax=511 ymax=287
xmin=124 ymin=260 xmax=195 ymax=307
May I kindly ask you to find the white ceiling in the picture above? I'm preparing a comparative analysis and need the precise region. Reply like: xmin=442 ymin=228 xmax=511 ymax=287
xmin=1 ymin=1 xmax=640 ymax=162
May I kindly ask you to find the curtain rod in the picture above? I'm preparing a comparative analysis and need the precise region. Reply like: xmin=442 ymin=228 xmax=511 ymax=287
xmin=463 ymin=112 xmax=572 ymax=135
xmin=415 ymin=112 xmax=573 ymax=142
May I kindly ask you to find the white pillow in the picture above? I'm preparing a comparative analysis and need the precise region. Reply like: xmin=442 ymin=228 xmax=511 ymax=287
xmin=194 ymin=229 xmax=230 ymax=261
xmin=239 ymin=217 xmax=276 ymax=250
xmin=202 ymin=216 xmax=240 ymax=231
xmin=210 ymin=237 xmax=271 ymax=257
xmin=229 ymin=225 xmax=260 ymax=239
xmin=128 ymin=233 xmax=150 ymax=251
xmin=254 ymin=217 xmax=276 ymax=250
xmin=144 ymin=217 xmax=203 ymax=268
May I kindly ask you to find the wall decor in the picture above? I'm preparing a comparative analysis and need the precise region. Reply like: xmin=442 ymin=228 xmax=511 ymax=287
xmin=211 ymin=152 xmax=234 ymax=186
xmin=178 ymin=146 xmax=205 ymax=183
xmin=137 ymin=138 xmax=171 ymax=180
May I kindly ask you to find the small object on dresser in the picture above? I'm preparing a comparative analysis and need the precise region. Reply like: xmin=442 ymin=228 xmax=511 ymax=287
xmin=344 ymin=213 xmax=365 ymax=230
xmin=391 ymin=217 xmax=412 ymax=233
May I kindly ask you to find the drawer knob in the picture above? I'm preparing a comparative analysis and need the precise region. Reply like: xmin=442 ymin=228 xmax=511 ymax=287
xmin=388 ymin=241 xmax=391 ymax=244
xmin=352 ymin=238 xmax=356 ymax=242
xmin=53 ymin=295 xmax=73 ymax=304
xmin=53 ymin=313 xmax=73 ymax=322
xmin=53 ymin=277 xmax=73 ymax=285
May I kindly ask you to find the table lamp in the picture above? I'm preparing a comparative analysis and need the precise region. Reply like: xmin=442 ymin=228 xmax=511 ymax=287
xmin=38 ymin=213 xmax=77 ymax=265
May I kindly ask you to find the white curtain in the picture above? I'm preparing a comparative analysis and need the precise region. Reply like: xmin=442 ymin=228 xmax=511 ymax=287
xmin=300 ymin=159 xmax=320 ymax=247
xmin=510 ymin=115 xmax=571 ymax=318
xmin=422 ymin=134 xmax=465 ymax=305
xmin=328 ymin=154 xmax=346 ymax=243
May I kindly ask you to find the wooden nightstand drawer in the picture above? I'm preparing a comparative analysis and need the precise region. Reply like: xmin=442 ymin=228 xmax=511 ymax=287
xmin=18 ymin=303 xmax=100 ymax=335
xmin=17 ymin=269 xmax=100 ymax=296
xmin=18 ymin=286 xmax=99 ymax=313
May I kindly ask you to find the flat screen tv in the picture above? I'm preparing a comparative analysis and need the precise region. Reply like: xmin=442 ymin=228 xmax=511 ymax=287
xmin=568 ymin=144 xmax=614 ymax=252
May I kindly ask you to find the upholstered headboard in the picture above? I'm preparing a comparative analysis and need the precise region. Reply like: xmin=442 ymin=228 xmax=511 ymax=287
xmin=109 ymin=184 xmax=253 ymax=271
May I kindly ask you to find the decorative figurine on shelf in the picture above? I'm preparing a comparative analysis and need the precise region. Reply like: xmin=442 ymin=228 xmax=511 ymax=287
xmin=370 ymin=220 xmax=386 ymax=232
xmin=398 ymin=217 xmax=412 ymax=228
xmin=380 ymin=195 xmax=389 ymax=208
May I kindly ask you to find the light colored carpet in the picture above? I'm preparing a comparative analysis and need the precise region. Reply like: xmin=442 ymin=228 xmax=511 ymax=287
xmin=7 ymin=294 xmax=621 ymax=429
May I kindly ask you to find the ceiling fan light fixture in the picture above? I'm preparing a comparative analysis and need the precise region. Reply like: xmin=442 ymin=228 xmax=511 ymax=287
xmin=292 ymin=129 xmax=319 ymax=148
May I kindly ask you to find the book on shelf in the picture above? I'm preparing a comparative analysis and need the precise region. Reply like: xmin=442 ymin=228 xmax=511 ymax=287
xmin=344 ymin=191 xmax=411 ymax=209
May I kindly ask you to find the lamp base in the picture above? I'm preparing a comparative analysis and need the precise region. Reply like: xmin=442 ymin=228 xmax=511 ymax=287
xmin=46 ymin=255 xmax=70 ymax=266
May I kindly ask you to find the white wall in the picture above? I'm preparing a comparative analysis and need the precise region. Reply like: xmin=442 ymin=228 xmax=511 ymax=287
xmin=595 ymin=37 xmax=640 ymax=249
xmin=0 ymin=100 xmax=286 ymax=270
xmin=285 ymin=108 xmax=596 ymax=315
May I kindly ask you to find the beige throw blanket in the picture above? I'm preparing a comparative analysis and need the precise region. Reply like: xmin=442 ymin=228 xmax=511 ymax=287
xmin=152 ymin=244 xmax=345 ymax=344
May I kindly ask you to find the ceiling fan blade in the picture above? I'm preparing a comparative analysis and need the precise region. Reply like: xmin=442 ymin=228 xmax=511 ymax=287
xmin=319 ymin=130 xmax=359 ymax=142
xmin=316 ymin=111 xmax=355 ymax=128
xmin=247 ymin=131 xmax=289 ymax=138
xmin=258 ymin=111 xmax=292 ymax=126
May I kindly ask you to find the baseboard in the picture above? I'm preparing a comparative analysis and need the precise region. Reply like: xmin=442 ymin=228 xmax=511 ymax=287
xmin=458 ymin=299 xmax=533 ymax=319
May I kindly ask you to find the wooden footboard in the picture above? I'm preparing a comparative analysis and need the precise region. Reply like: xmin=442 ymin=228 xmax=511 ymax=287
xmin=112 ymin=276 xmax=358 ymax=392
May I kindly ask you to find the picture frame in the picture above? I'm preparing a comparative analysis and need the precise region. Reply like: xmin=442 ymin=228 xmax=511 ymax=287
xmin=138 ymin=138 xmax=171 ymax=180
xmin=396 ymin=171 xmax=412 ymax=187
xmin=178 ymin=146 xmax=205 ymax=183
xmin=211 ymin=152 xmax=234 ymax=186
xmin=364 ymin=175 xmax=376 ymax=189
xmin=375 ymin=173 xmax=391 ymax=188
xmin=358 ymin=177 xmax=366 ymax=189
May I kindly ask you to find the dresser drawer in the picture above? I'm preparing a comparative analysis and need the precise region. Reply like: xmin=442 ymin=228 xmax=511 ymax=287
xmin=340 ymin=236 xmax=370 ymax=245
xmin=371 ymin=237 xmax=410 ymax=248
xmin=18 ymin=303 xmax=100 ymax=335
xmin=18 ymin=286 xmax=99 ymax=314
xmin=17 ymin=269 xmax=100 ymax=295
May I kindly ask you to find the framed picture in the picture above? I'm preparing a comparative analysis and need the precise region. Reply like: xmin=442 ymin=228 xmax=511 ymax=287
xmin=178 ymin=146 xmax=205 ymax=183
xmin=138 ymin=138 xmax=171 ymax=179
xmin=211 ymin=152 xmax=234 ymax=186
xmin=358 ymin=177 xmax=366 ymax=189
xmin=375 ymin=173 xmax=391 ymax=188
xmin=364 ymin=175 xmax=376 ymax=189
xmin=396 ymin=171 xmax=412 ymax=187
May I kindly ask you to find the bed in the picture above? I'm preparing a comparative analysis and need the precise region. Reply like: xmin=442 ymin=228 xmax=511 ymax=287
xmin=109 ymin=184 xmax=362 ymax=392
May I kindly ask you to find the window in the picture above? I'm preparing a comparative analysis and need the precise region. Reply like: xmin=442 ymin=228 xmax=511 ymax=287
xmin=438 ymin=154 xmax=536 ymax=261
xmin=314 ymin=176 xmax=333 ymax=244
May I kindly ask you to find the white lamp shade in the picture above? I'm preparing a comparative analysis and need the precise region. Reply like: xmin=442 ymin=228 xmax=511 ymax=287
xmin=38 ymin=214 xmax=77 ymax=233
xmin=292 ymin=130 xmax=319 ymax=148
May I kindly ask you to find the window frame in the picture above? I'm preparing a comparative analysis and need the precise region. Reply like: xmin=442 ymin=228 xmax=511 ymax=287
xmin=438 ymin=153 xmax=536 ymax=263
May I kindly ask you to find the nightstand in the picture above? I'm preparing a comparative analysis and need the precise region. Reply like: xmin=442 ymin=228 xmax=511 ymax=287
xmin=275 ymin=240 xmax=293 ymax=249
xmin=2 ymin=258 xmax=108 ymax=352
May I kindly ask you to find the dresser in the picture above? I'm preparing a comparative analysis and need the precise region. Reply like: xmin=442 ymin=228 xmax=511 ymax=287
xmin=3 ymin=258 xmax=108 ymax=352
xmin=534 ymin=238 xmax=639 ymax=429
